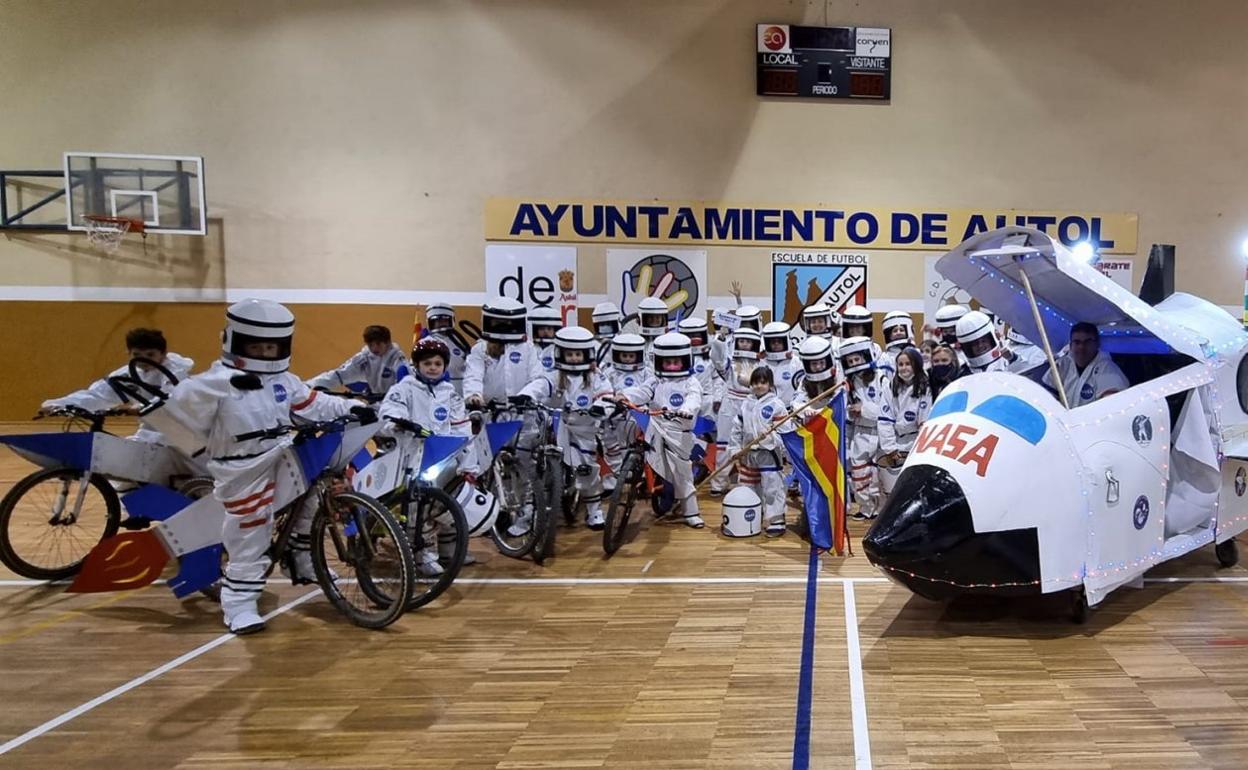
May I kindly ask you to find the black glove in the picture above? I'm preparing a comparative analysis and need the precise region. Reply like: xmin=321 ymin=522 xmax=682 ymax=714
xmin=508 ymin=394 xmax=533 ymax=406
xmin=350 ymin=405 xmax=378 ymax=425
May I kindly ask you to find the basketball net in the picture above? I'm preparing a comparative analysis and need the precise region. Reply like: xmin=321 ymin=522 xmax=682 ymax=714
xmin=83 ymin=215 xmax=144 ymax=254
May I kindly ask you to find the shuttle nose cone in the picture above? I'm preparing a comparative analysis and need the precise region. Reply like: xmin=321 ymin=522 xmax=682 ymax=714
xmin=863 ymin=465 xmax=1041 ymax=599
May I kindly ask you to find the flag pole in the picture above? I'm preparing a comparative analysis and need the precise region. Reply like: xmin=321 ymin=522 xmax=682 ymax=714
xmin=685 ymin=381 xmax=845 ymax=500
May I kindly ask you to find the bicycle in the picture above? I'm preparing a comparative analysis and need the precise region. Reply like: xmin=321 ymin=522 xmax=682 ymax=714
xmin=601 ymin=405 xmax=690 ymax=557
xmin=0 ymin=404 xmax=210 ymax=580
xmin=470 ymin=397 xmax=562 ymax=564
xmin=375 ymin=416 xmax=470 ymax=609
xmin=152 ymin=415 xmax=416 ymax=629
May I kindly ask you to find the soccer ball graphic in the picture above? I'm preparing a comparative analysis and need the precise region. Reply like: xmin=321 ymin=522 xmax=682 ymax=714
xmin=625 ymin=254 xmax=700 ymax=320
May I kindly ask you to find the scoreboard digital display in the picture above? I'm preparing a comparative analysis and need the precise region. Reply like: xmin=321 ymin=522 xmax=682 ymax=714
xmin=756 ymin=24 xmax=891 ymax=100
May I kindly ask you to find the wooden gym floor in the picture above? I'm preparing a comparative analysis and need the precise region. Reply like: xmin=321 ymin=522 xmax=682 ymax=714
xmin=2 ymin=423 xmax=1247 ymax=769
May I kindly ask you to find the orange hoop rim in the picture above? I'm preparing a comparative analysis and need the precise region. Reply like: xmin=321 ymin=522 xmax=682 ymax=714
xmin=82 ymin=214 xmax=146 ymax=235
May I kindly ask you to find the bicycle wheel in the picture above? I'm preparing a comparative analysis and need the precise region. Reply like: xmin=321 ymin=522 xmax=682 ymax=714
xmin=490 ymin=460 xmax=541 ymax=559
xmin=406 ymin=485 xmax=468 ymax=610
xmin=310 ymin=489 xmax=414 ymax=629
xmin=603 ymin=450 xmax=642 ymax=556
xmin=0 ymin=467 xmax=121 ymax=580
xmin=531 ymin=455 xmax=563 ymax=565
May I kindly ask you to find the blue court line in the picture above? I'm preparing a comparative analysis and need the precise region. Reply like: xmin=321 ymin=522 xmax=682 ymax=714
xmin=791 ymin=546 xmax=820 ymax=770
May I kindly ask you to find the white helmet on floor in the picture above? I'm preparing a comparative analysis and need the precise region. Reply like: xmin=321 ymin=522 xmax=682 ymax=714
xmin=934 ymin=304 xmax=968 ymax=346
xmin=762 ymin=321 xmax=792 ymax=361
xmin=637 ymin=297 xmax=669 ymax=339
xmin=839 ymin=336 xmax=876 ymax=376
xmin=722 ymin=486 xmax=762 ymax=537
xmin=677 ymin=318 xmax=710 ymax=355
xmin=591 ymin=301 xmax=621 ymax=340
xmin=553 ymin=326 xmax=595 ymax=372
xmin=426 ymin=302 xmax=455 ymax=334
xmin=732 ymin=328 xmax=763 ymax=360
xmin=801 ymin=303 xmax=834 ymax=338
xmin=652 ymin=332 xmax=693 ymax=378
xmin=610 ymin=333 xmax=646 ymax=372
xmin=222 ymin=298 xmax=294 ymax=374
xmin=735 ymin=305 xmax=762 ymax=331
xmin=529 ymin=305 xmax=563 ymax=347
xmin=841 ymin=304 xmax=872 ymax=339
xmin=481 ymin=297 xmax=527 ymax=343
xmin=881 ymin=311 xmax=914 ymax=352
xmin=798 ymin=336 xmax=837 ymax=383
xmin=955 ymin=310 xmax=1002 ymax=369
xmin=456 ymin=482 xmax=499 ymax=536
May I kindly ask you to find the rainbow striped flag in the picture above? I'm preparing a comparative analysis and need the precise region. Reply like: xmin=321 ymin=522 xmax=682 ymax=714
xmin=780 ymin=390 xmax=849 ymax=555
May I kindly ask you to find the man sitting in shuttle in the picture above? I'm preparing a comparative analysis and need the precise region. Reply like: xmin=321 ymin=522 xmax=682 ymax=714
xmin=1042 ymin=322 xmax=1129 ymax=407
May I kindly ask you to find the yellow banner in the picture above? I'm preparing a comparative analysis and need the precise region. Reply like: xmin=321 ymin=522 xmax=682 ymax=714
xmin=485 ymin=197 xmax=1138 ymax=254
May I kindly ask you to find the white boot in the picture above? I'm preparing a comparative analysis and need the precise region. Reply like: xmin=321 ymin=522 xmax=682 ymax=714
xmin=417 ymin=546 xmax=444 ymax=577
xmin=222 ymin=592 xmax=265 ymax=635
xmin=438 ymin=536 xmax=476 ymax=565
xmin=586 ymin=504 xmax=605 ymax=531
xmin=507 ymin=504 xmax=534 ymax=537
xmin=683 ymin=514 xmax=706 ymax=529
xmin=281 ymin=551 xmax=318 ymax=585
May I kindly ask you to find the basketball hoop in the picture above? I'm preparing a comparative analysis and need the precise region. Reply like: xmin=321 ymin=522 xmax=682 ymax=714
xmin=82 ymin=215 xmax=146 ymax=254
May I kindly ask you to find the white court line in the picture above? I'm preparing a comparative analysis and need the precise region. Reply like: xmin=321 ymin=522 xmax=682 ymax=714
xmin=4 ymin=575 xmax=1248 ymax=589
xmin=0 ymin=588 xmax=321 ymax=757
xmin=843 ymin=581 xmax=873 ymax=769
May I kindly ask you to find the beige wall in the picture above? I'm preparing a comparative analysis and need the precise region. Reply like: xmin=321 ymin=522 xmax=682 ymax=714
xmin=0 ymin=0 xmax=1246 ymax=413
xmin=2 ymin=0 xmax=1247 ymax=299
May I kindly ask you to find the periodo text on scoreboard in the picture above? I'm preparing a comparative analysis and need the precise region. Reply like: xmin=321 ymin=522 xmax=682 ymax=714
xmin=498 ymin=201 xmax=1134 ymax=252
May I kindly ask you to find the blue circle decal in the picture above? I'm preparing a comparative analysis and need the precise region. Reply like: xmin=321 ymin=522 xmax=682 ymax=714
xmin=433 ymin=406 xmax=449 ymax=421
xmin=509 ymin=351 xmax=522 ymax=364
xmin=1132 ymin=495 xmax=1149 ymax=530
xmin=624 ymin=376 xmax=635 ymax=387
xmin=744 ymin=508 xmax=756 ymax=522
xmin=669 ymin=393 xmax=685 ymax=408
xmin=575 ymin=394 xmax=590 ymax=407
xmin=272 ymin=383 xmax=287 ymax=403
xmin=904 ymin=410 xmax=916 ymax=421
xmin=761 ymin=404 xmax=775 ymax=419
xmin=1081 ymin=382 xmax=1095 ymax=401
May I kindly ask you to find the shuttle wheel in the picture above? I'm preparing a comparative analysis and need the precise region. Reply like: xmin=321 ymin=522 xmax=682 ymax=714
xmin=1215 ymin=538 xmax=1239 ymax=569
xmin=1069 ymin=586 xmax=1089 ymax=625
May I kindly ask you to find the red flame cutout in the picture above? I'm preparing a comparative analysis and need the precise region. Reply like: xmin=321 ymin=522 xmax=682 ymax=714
xmin=68 ymin=531 xmax=170 ymax=593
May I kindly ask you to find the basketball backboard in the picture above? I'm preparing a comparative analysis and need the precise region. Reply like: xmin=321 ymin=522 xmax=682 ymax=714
xmin=63 ymin=152 xmax=206 ymax=235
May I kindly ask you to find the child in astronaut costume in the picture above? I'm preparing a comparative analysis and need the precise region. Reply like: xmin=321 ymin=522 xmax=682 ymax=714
xmin=424 ymin=303 xmax=470 ymax=395
xmin=543 ymin=327 xmax=615 ymax=529
xmin=529 ymin=305 xmax=563 ymax=373
xmin=762 ymin=321 xmax=800 ymax=403
xmin=840 ymin=336 xmax=890 ymax=520
xmin=790 ymin=335 xmax=842 ymax=415
xmin=956 ymin=310 xmax=1011 ymax=373
xmin=840 ymin=305 xmax=891 ymax=374
xmin=591 ymin=301 xmax=622 ymax=367
xmin=601 ymin=333 xmax=651 ymax=486
xmin=620 ymin=332 xmax=706 ymax=529
xmin=877 ymin=347 xmax=931 ymax=500
xmin=799 ymin=303 xmax=839 ymax=351
xmin=151 ymin=300 xmax=368 ymax=634
xmin=463 ymin=297 xmax=552 ymax=536
xmin=711 ymin=328 xmax=762 ymax=496
xmin=378 ymin=337 xmax=474 ymax=575
xmin=880 ymin=311 xmax=915 ymax=373
xmin=677 ymin=318 xmax=722 ymax=422
xmin=635 ymin=296 xmax=670 ymax=360
xmin=308 ymin=324 xmax=410 ymax=395
xmin=41 ymin=327 xmax=195 ymax=447
xmin=730 ymin=366 xmax=790 ymax=537
xmin=932 ymin=304 xmax=970 ymax=367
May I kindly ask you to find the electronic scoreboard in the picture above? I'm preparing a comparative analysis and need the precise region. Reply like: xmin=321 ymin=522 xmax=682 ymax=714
xmin=756 ymin=24 xmax=891 ymax=100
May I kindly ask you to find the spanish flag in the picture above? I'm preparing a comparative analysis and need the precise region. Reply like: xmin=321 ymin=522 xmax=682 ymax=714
xmin=780 ymin=390 xmax=849 ymax=555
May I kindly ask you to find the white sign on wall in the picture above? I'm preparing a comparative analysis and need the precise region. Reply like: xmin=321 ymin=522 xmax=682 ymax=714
xmin=484 ymin=244 xmax=578 ymax=324
xmin=1094 ymin=259 xmax=1134 ymax=291
xmin=924 ymin=254 xmax=973 ymax=340
xmin=606 ymin=248 xmax=707 ymax=325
